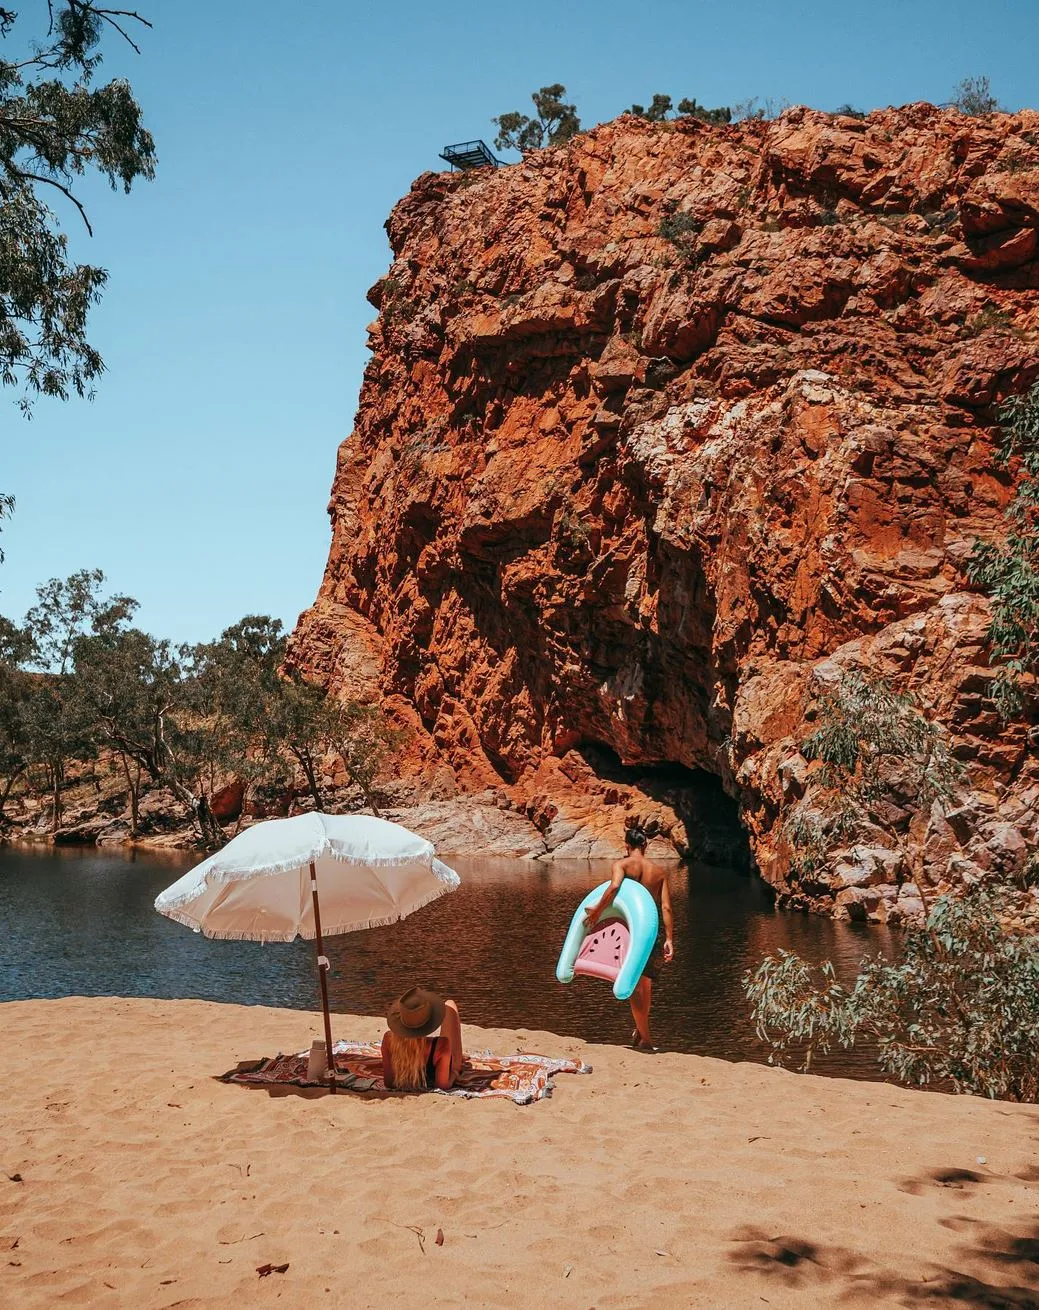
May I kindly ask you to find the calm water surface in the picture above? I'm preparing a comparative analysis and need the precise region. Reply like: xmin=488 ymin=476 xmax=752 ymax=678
xmin=0 ymin=846 xmax=898 ymax=1079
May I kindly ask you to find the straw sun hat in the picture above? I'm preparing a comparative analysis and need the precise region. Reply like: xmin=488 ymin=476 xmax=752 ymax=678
xmin=386 ymin=986 xmax=446 ymax=1039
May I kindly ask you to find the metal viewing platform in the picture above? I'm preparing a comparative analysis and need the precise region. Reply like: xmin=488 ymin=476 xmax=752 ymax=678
xmin=439 ymin=140 xmax=503 ymax=171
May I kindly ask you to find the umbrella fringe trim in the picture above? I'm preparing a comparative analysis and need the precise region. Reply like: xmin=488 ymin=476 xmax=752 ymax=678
xmin=156 ymin=846 xmax=458 ymax=916
xmin=158 ymin=876 xmax=456 ymax=942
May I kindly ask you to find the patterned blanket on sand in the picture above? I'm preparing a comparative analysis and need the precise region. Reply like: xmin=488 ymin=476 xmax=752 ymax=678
xmin=222 ymin=1039 xmax=592 ymax=1105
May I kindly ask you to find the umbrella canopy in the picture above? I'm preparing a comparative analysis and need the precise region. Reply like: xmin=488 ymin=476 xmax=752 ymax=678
xmin=154 ymin=812 xmax=460 ymax=1091
xmin=154 ymin=812 xmax=459 ymax=942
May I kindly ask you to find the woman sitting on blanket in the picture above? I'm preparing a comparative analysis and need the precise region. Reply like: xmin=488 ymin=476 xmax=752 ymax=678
xmin=380 ymin=987 xmax=465 ymax=1091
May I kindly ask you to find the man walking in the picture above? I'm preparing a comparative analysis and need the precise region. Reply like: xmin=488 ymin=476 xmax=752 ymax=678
xmin=583 ymin=824 xmax=674 ymax=1049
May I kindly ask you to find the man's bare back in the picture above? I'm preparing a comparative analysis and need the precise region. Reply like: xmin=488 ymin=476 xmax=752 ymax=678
xmin=585 ymin=849 xmax=673 ymax=952
xmin=613 ymin=849 xmax=667 ymax=907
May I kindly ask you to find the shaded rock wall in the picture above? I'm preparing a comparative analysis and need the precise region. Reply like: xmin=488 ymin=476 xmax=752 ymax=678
xmin=290 ymin=105 xmax=1039 ymax=915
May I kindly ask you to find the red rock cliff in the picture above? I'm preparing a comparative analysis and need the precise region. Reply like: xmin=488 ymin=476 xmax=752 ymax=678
xmin=290 ymin=104 xmax=1039 ymax=919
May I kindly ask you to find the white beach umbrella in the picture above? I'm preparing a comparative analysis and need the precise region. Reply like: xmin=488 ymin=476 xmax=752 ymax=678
xmin=154 ymin=812 xmax=460 ymax=1090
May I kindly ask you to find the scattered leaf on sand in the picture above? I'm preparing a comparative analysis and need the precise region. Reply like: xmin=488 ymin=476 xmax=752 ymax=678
xmin=435 ymin=1229 xmax=444 ymax=1246
xmin=256 ymin=1262 xmax=289 ymax=1277
xmin=6 ymin=1174 xmax=22 ymax=1184
xmin=563 ymin=1263 xmax=573 ymax=1277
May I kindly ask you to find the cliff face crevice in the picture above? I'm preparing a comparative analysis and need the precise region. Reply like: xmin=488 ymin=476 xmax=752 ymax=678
xmin=290 ymin=104 xmax=1039 ymax=916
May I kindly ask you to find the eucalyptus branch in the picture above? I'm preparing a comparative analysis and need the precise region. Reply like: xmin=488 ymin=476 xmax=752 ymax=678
xmin=13 ymin=169 xmax=93 ymax=232
xmin=0 ymin=2 xmax=155 ymax=411
xmin=91 ymin=8 xmax=153 ymax=54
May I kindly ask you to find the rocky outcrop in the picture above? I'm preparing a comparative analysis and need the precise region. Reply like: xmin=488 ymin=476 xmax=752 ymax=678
xmin=289 ymin=105 xmax=1039 ymax=918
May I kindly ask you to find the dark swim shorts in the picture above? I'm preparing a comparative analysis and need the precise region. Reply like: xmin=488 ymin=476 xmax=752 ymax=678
xmin=643 ymin=939 xmax=665 ymax=983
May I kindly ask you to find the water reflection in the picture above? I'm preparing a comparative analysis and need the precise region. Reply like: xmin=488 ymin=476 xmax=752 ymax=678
xmin=0 ymin=847 xmax=897 ymax=1079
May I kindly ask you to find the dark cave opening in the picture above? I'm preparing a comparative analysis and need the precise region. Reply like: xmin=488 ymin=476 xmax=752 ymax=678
xmin=573 ymin=742 xmax=754 ymax=873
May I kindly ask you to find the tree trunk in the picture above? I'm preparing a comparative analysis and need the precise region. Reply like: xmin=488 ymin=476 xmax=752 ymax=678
xmin=162 ymin=772 xmax=223 ymax=847
xmin=234 ymin=782 xmax=250 ymax=835
xmin=196 ymin=790 xmax=224 ymax=846
xmin=0 ymin=765 xmax=25 ymax=820
xmin=294 ymin=746 xmax=323 ymax=810
xmin=907 ymin=806 xmax=943 ymax=958
xmin=333 ymin=740 xmax=383 ymax=817
xmin=132 ymin=762 xmax=142 ymax=837
xmin=355 ymin=775 xmax=383 ymax=818
xmin=118 ymin=751 xmax=139 ymax=837
xmin=50 ymin=761 xmax=63 ymax=833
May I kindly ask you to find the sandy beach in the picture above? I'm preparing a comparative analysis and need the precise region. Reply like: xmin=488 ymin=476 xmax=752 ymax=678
xmin=1 ymin=998 xmax=1037 ymax=1308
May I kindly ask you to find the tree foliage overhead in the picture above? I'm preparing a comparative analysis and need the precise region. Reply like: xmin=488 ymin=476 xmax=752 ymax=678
xmin=0 ymin=3 xmax=155 ymax=413
xmin=492 ymin=83 xmax=580 ymax=154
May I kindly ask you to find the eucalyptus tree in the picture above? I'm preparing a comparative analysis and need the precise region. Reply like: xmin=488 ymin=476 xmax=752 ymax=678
xmin=627 ymin=93 xmax=675 ymax=121
xmin=952 ymin=75 xmax=1000 ymax=115
xmin=628 ymin=94 xmax=731 ymax=124
xmin=0 ymin=611 xmax=33 ymax=817
xmin=21 ymin=567 xmax=133 ymax=828
xmin=72 ymin=621 xmax=232 ymax=846
xmin=191 ymin=615 xmax=292 ymax=799
xmin=72 ymin=623 xmax=181 ymax=835
xmin=273 ymin=675 xmax=330 ymax=811
xmin=493 ymin=84 xmax=580 ymax=153
xmin=321 ymin=698 xmax=405 ymax=817
xmin=194 ymin=615 xmax=343 ymax=816
xmin=202 ymin=613 xmax=410 ymax=816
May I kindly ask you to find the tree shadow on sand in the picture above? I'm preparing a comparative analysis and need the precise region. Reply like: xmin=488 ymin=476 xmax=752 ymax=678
xmin=728 ymin=1169 xmax=1039 ymax=1309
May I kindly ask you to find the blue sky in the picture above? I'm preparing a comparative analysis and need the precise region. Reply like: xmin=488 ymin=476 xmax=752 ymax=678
xmin=2 ymin=0 xmax=1035 ymax=643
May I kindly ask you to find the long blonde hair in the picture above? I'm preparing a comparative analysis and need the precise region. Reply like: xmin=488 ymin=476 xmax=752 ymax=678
xmin=385 ymin=1030 xmax=430 ymax=1090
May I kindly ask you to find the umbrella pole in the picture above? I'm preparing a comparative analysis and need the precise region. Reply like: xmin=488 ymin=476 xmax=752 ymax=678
xmin=309 ymin=860 xmax=337 ymax=1095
